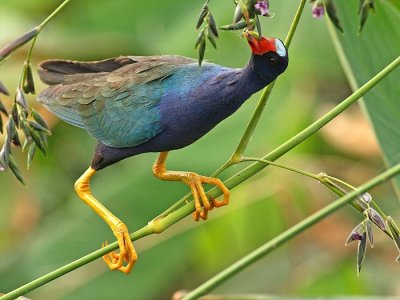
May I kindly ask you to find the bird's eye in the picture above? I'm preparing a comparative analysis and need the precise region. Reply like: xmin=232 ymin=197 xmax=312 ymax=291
xmin=269 ymin=57 xmax=277 ymax=63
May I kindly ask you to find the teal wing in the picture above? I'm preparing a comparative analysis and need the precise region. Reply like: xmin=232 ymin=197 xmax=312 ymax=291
xmin=38 ymin=56 xmax=196 ymax=148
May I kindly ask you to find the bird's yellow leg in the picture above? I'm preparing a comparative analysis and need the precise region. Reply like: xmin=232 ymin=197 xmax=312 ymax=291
xmin=74 ymin=167 xmax=137 ymax=274
xmin=152 ymin=152 xmax=230 ymax=221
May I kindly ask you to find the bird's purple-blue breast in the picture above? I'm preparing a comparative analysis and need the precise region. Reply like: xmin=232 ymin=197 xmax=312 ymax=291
xmin=151 ymin=63 xmax=247 ymax=149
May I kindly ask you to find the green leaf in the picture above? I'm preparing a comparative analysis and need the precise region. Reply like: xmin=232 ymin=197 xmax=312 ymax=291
xmin=208 ymin=13 xmax=219 ymax=37
xmin=195 ymin=30 xmax=206 ymax=66
xmin=31 ymin=108 xmax=50 ymax=132
xmin=207 ymin=28 xmax=217 ymax=49
xmin=0 ymin=98 xmax=8 ymax=115
xmin=255 ymin=14 xmax=262 ymax=38
xmin=29 ymin=127 xmax=47 ymax=155
xmin=196 ymin=1 xmax=209 ymax=30
xmin=233 ymin=1 xmax=245 ymax=23
xmin=219 ymin=20 xmax=248 ymax=30
xmin=28 ymin=120 xmax=51 ymax=135
xmin=16 ymin=88 xmax=28 ymax=110
xmin=27 ymin=143 xmax=36 ymax=170
xmin=328 ymin=0 xmax=400 ymax=196
xmin=8 ymin=154 xmax=25 ymax=185
xmin=6 ymin=116 xmax=17 ymax=141
xmin=0 ymin=80 xmax=9 ymax=95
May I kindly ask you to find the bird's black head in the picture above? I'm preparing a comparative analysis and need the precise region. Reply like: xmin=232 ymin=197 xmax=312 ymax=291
xmin=244 ymin=31 xmax=289 ymax=82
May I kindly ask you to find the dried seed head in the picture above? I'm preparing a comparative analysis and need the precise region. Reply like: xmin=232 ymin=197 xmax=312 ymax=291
xmin=345 ymin=222 xmax=364 ymax=246
xmin=0 ymin=81 xmax=9 ymax=96
xmin=359 ymin=192 xmax=372 ymax=204
xmin=386 ymin=216 xmax=400 ymax=252
xmin=366 ymin=208 xmax=386 ymax=232
xmin=0 ymin=27 xmax=39 ymax=63
xmin=357 ymin=231 xmax=367 ymax=276
xmin=364 ymin=219 xmax=374 ymax=248
xmin=16 ymin=88 xmax=28 ymax=110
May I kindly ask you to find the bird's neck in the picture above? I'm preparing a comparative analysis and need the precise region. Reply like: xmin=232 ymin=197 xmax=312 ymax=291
xmin=242 ymin=55 xmax=275 ymax=91
xmin=223 ymin=55 xmax=272 ymax=106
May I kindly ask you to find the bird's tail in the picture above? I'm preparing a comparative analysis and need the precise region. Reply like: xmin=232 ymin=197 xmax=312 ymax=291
xmin=37 ymin=57 xmax=133 ymax=85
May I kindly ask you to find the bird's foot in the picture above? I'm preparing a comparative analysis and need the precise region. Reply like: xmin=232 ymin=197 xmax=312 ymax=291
xmin=183 ymin=173 xmax=230 ymax=221
xmin=102 ymin=223 xmax=137 ymax=274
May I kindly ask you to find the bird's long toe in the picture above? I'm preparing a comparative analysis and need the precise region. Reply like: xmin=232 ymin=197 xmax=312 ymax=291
xmin=189 ymin=174 xmax=229 ymax=221
xmin=102 ymin=223 xmax=137 ymax=274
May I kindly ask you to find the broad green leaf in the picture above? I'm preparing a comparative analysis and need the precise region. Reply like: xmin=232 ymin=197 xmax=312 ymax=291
xmin=328 ymin=0 xmax=400 ymax=196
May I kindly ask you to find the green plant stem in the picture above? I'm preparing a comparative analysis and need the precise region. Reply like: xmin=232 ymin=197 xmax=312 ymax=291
xmin=181 ymin=163 xmax=400 ymax=300
xmin=159 ymin=54 xmax=399 ymax=220
xmin=241 ymin=157 xmax=319 ymax=179
xmin=241 ymin=157 xmax=392 ymax=237
xmin=215 ymin=0 xmax=306 ymax=174
xmin=0 ymin=226 xmax=153 ymax=300
xmin=159 ymin=0 xmax=307 ymax=218
xmin=2 ymin=54 xmax=398 ymax=300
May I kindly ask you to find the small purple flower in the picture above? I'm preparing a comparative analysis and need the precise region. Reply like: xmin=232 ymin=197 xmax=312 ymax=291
xmin=255 ymin=0 xmax=269 ymax=16
xmin=312 ymin=2 xmax=325 ymax=19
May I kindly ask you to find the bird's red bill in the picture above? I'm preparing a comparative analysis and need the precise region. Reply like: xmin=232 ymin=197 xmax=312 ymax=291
xmin=245 ymin=32 xmax=277 ymax=55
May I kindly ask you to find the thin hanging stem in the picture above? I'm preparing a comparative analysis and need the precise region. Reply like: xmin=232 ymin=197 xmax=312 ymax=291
xmin=0 ymin=0 xmax=70 ymax=65
xmin=37 ymin=0 xmax=70 ymax=31
xmin=241 ymin=156 xmax=319 ymax=179
xmin=181 ymin=163 xmax=400 ymax=300
xmin=241 ymin=157 xmax=391 ymax=233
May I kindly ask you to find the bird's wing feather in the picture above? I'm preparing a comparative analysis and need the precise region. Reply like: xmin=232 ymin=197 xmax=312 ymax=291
xmin=38 ymin=55 xmax=197 ymax=147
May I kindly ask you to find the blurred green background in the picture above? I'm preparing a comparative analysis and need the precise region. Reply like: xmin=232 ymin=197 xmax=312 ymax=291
xmin=0 ymin=1 xmax=399 ymax=299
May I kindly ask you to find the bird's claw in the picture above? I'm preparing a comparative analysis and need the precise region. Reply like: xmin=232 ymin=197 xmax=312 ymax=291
xmin=102 ymin=223 xmax=137 ymax=274
xmin=186 ymin=174 xmax=230 ymax=221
